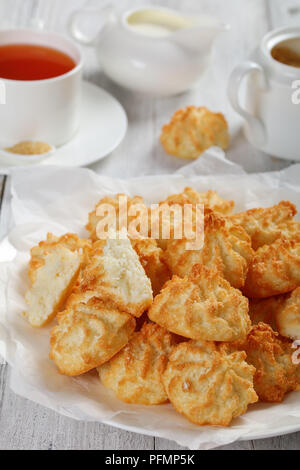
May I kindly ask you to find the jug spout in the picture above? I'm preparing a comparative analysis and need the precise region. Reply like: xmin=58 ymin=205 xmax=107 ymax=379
xmin=171 ymin=20 xmax=230 ymax=53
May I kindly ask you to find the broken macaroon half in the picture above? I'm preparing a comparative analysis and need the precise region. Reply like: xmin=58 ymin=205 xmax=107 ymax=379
xmin=24 ymin=233 xmax=91 ymax=327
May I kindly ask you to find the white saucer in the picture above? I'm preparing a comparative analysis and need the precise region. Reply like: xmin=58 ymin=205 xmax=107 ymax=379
xmin=0 ymin=81 xmax=127 ymax=174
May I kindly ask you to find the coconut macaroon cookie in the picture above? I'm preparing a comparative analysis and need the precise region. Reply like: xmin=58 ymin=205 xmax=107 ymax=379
xmin=130 ymin=238 xmax=170 ymax=296
xmin=279 ymin=220 xmax=300 ymax=243
xmin=162 ymin=187 xmax=234 ymax=216
xmin=248 ymin=290 xmax=300 ymax=338
xmin=183 ymin=187 xmax=234 ymax=215
xmin=148 ymin=265 xmax=251 ymax=342
xmin=165 ymin=211 xmax=254 ymax=289
xmin=73 ymin=236 xmax=153 ymax=318
xmin=50 ymin=296 xmax=136 ymax=376
xmin=160 ymin=106 xmax=229 ymax=159
xmin=156 ymin=189 xmax=234 ymax=250
xmin=240 ymin=323 xmax=299 ymax=403
xmin=162 ymin=340 xmax=257 ymax=426
xmin=229 ymin=201 xmax=297 ymax=250
xmin=86 ymin=193 xmax=148 ymax=242
xmin=243 ymin=238 xmax=300 ymax=298
xmin=24 ymin=233 xmax=91 ymax=327
xmin=98 ymin=323 xmax=176 ymax=405
xmin=276 ymin=288 xmax=300 ymax=340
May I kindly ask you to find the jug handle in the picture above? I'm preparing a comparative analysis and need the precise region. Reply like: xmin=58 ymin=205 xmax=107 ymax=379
xmin=68 ymin=5 xmax=113 ymax=46
xmin=228 ymin=61 xmax=268 ymax=147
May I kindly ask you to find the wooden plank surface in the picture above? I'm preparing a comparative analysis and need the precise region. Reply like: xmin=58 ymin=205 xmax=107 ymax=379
xmin=0 ymin=0 xmax=299 ymax=450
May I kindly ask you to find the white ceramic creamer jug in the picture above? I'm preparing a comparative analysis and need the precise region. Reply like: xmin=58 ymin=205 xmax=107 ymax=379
xmin=69 ymin=5 xmax=229 ymax=95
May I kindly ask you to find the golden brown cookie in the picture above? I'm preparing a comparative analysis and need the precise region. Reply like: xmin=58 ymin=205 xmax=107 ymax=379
xmin=71 ymin=236 xmax=153 ymax=318
xmin=240 ymin=323 xmax=299 ymax=402
xmin=243 ymin=239 xmax=300 ymax=298
xmin=160 ymin=106 xmax=229 ymax=159
xmin=156 ymin=188 xmax=234 ymax=250
xmin=279 ymin=220 xmax=300 ymax=243
xmin=50 ymin=296 xmax=135 ymax=376
xmin=276 ymin=288 xmax=300 ymax=340
xmin=165 ymin=211 xmax=254 ymax=289
xmin=229 ymin=201 xmax=297 ymax=250
xmin=162 ymin=340 xmax=257 ymax=426
xmin=86 ymin=193 xmax=149 ymax=242
xmin=130 ymin=238 xmax=170 ymax=296
xmin=161 ymin=187 xmax=234 ymax=215
xmin=148 ymin=265 xmax=250 ymax=341
xmin=98 ymin=323 xmax=176 ymax=405
xmin=182 ymin=187 xmax=234 ymax=215
xmin=25 ymin=233 xmax=91 ymax=327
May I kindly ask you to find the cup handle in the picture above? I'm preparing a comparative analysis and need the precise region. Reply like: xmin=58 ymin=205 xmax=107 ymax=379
xmin=228 ymin=61 xmax=268 ymax=147
xmin=68 ymin=5 xmax=113 ymax=46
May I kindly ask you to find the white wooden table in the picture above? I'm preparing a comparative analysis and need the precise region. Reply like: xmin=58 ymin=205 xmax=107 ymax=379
xmin=0 ymin=0 xmax=300 ymax=450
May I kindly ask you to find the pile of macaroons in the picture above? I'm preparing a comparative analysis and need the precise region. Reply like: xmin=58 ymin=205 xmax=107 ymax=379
xmin=24 ymin=187 xmax=300 ymax=427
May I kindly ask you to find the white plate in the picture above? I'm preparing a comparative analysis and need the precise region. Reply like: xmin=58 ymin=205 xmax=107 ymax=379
xmin=0 ymin=81 xmax=127 ymax=174
xmin=1 ymin=153 xmax=300 ymax=450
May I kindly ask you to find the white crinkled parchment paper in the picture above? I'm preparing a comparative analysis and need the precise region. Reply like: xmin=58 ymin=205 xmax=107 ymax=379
xmin=1 ymin=148 xmax=300 ymax=450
